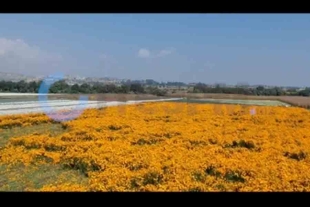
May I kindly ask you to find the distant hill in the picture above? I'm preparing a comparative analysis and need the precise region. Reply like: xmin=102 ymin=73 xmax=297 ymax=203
xmin=0 ymin=71 xmax=36 ymax=82
xmin=0 ymin=71 xmax=304 ymax=89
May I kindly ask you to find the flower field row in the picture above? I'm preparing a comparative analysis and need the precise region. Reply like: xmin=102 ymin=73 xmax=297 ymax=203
xmin=0 ymin=98 xmax=181 ymax=116
xmin=1 ymin=102 xmax=310 ymax=191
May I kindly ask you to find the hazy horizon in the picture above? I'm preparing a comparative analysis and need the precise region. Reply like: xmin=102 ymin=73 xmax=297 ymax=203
xmin=1 ymin=14 xmax=310 ymax=87
xmin=0 ymin=70 xmax=304 ymax=88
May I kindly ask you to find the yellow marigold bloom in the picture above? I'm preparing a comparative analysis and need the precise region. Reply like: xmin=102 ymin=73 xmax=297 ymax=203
xmin=1 ymin=102 xmax=310 ymax=191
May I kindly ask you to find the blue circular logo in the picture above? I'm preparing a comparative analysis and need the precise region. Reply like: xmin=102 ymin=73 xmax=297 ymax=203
xmin=38 ymin=72 xmax=89 ymax=122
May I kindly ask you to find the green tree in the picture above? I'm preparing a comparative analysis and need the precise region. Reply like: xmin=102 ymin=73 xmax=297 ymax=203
xmin=49 ymin=80 xmax=70 ymax=93
xmin=79 ymin=83 xmax=91 ymax=93
xmin=71 ymin=84 xmax=80 ymax=94
xmin=130 ymin=83 xmax=144 ymax=93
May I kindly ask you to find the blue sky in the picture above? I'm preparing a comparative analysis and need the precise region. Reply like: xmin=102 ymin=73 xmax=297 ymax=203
xmin=0 ymin=14 xmax=310 ymax=86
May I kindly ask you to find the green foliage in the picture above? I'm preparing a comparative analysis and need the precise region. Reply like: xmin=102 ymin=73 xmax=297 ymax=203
xmin=130 ymin=83 xmax=145 ymax=94
xmin=284 ymin=151 xmax=307 ymax=161
xmin=0 ymin=79 xmax=306 ymax=98
xmin=224 ymin=140 xmax=256 ymax=150
xmin=224 ymin=171 xmax=246 ymax=183
xmin=0 ymin=80 xmax=147 ymax=95
xmin=193 ymin=84 xmax=292 ymax=96
xmin=142 ymin=172 xmax=163 ymax=186
xmin=298 ymin=88 xmax=310 ymax=97
xmin=205 ymin=166 xmax=222 ymax=178
xmin=145 ymin=86 xmax=167 ymax=96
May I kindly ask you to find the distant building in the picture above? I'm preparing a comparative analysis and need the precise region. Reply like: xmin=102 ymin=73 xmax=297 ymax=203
xmin=297 ymin=87 xmax=306 ymax=91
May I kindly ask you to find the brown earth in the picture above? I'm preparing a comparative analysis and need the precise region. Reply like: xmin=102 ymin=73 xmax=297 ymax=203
xmin=2 ymin=92 xmax=310 ymax=108
xmin=53 ymin=92 xmax=310 ymax=108
xmin=167 ymin=92 xmax=310 ymax=108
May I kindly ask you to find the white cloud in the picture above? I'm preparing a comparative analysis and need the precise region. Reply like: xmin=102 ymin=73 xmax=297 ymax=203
xmin=157 ymin=48 xmax=174 ymax=57
xmin=0 ymin=38 xmax=62 ymax=75
xmin=0 ymin=38 xmax=40 ymax=59
xmin=137 ymin=47 xmax=175 ymax=59
xmin=0 ymin=38 xmax=61 ymax=61
xmin=137 ymin=48 xmax=151 ymax=58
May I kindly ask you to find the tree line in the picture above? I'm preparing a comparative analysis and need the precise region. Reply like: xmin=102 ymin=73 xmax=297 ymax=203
xmin=0 ymin=80 xmax=168 ymax=96
xmin=1 ymin=79 xmax=310 ymax=97
xmin=193 ymin=83 xmax=310 ymax=97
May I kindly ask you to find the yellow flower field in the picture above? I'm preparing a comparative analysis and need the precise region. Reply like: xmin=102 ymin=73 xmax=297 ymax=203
xmin=1 ymin=102 xmax=310 ymax=191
